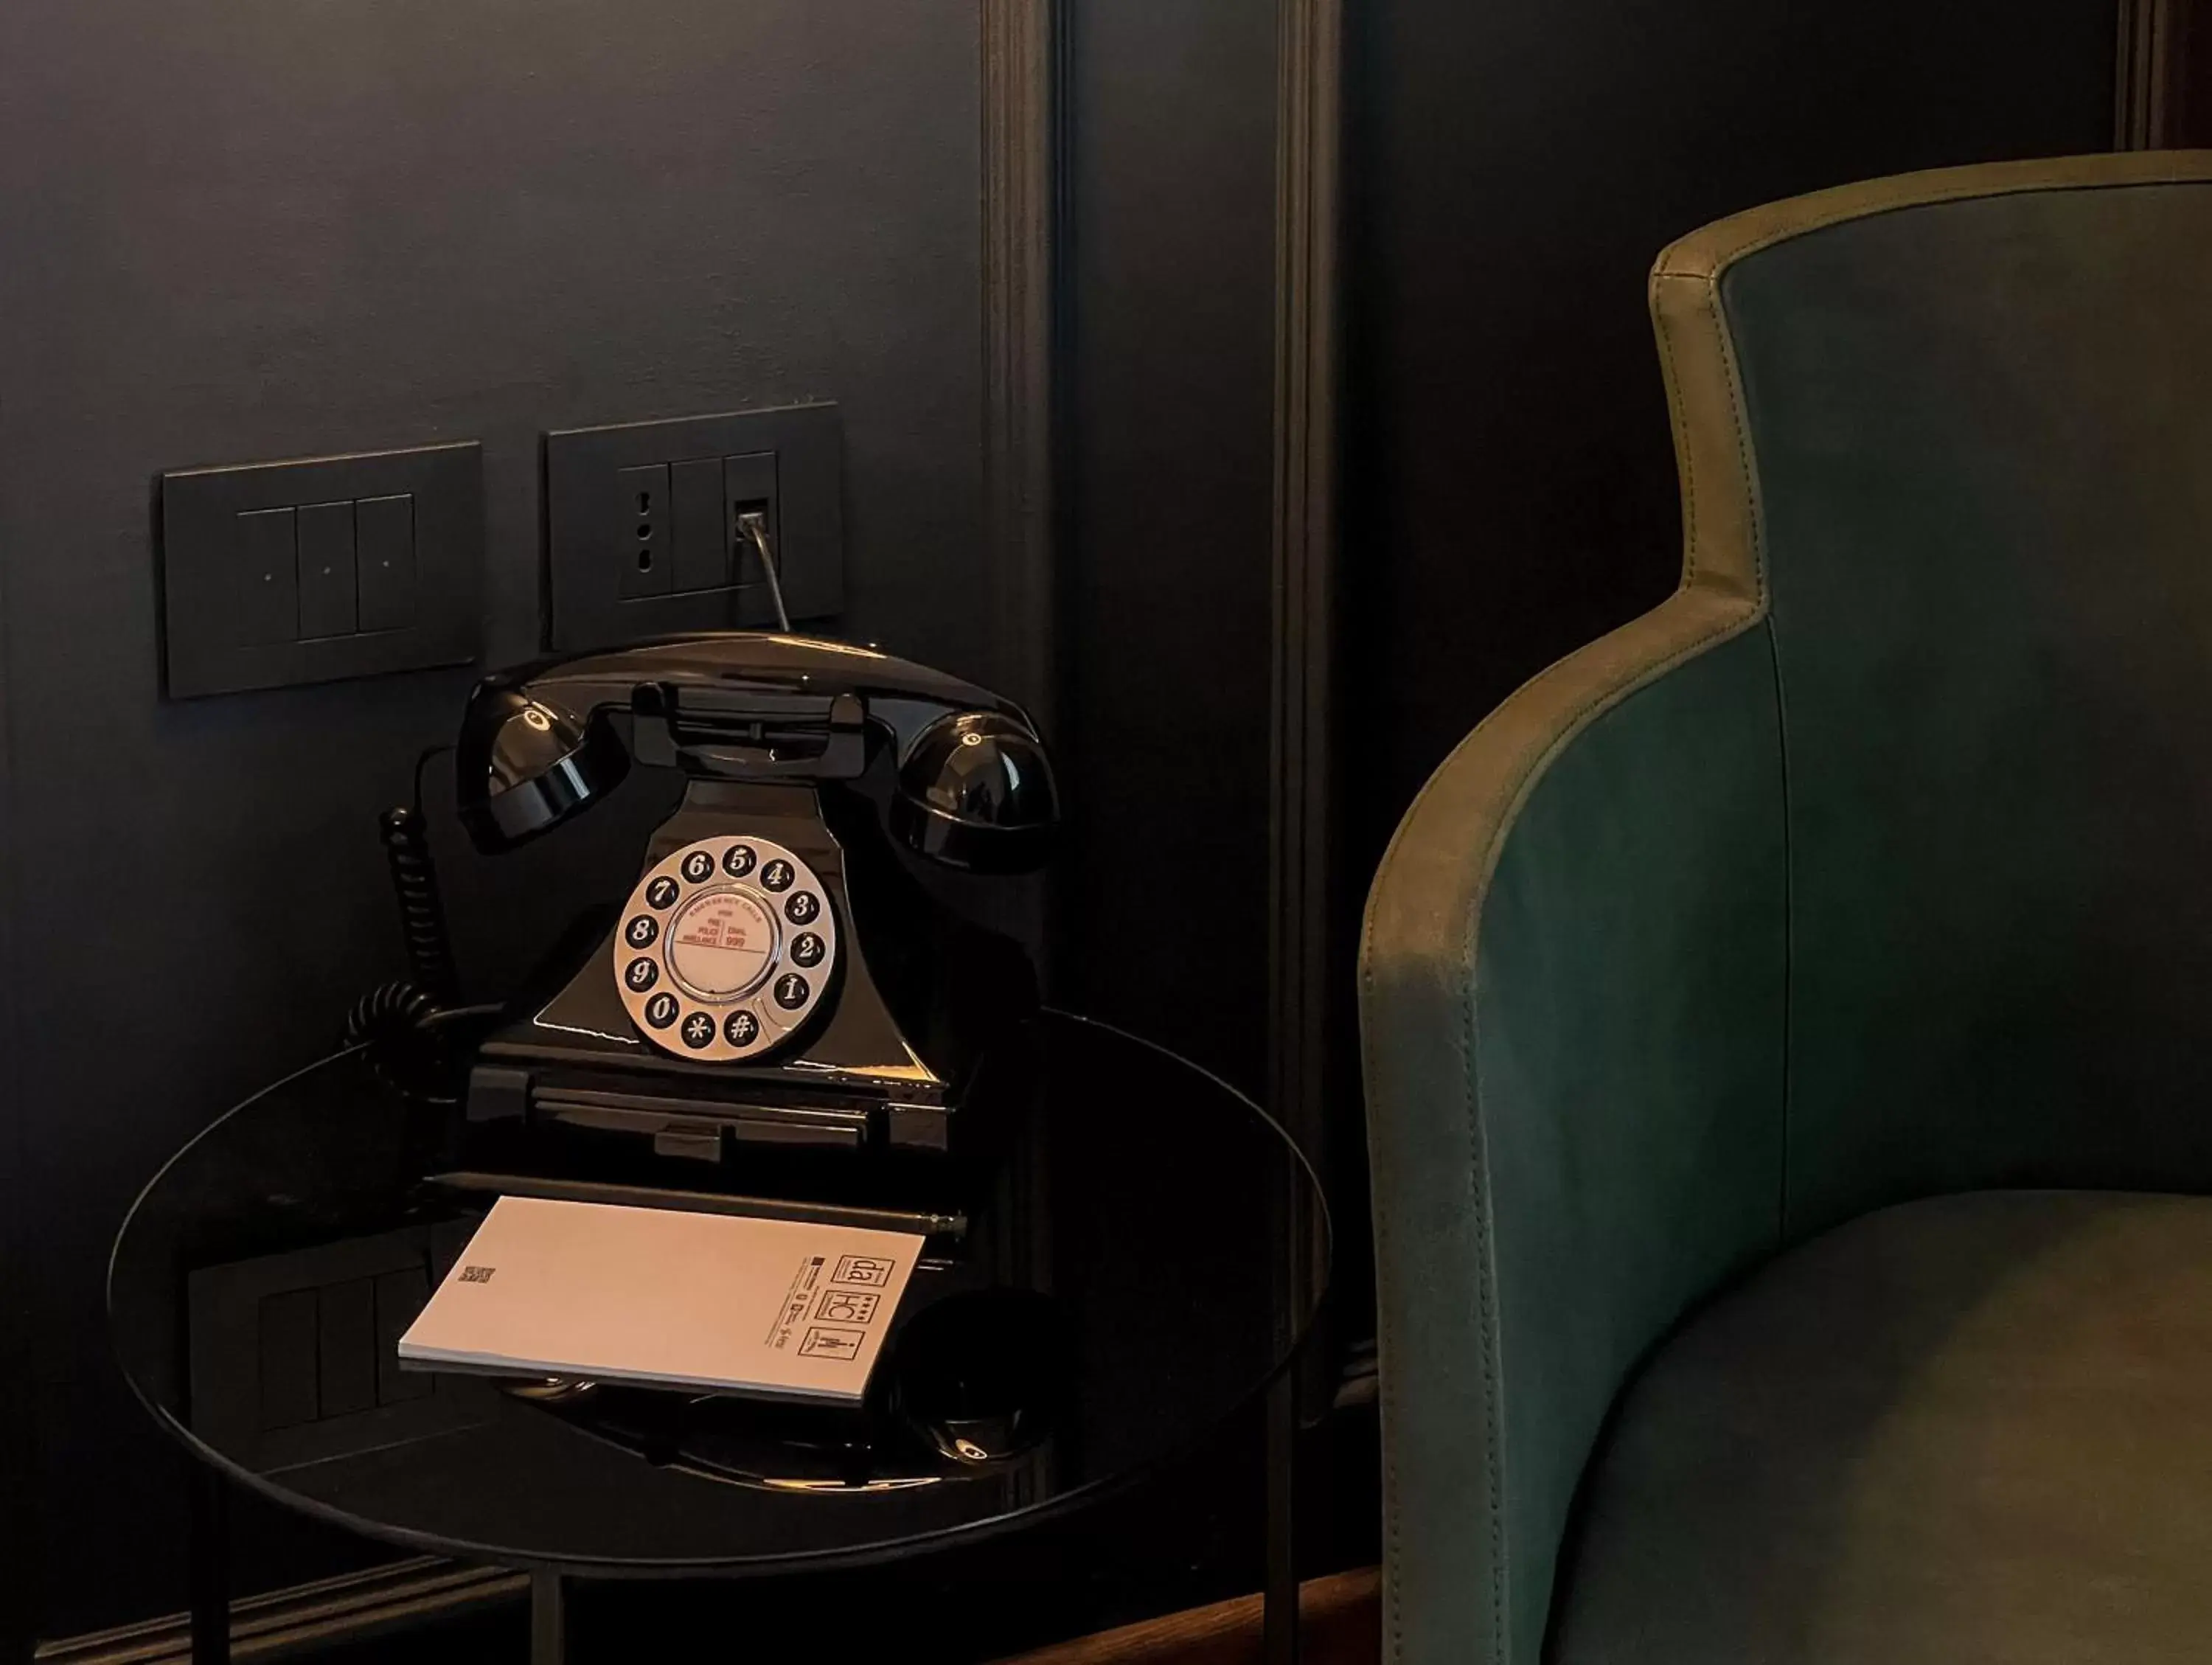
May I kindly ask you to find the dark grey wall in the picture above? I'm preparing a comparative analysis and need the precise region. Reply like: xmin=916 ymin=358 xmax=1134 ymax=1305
xmin=1058 ymin=0 xmax=1280 ymax=1094
xmin=0 ymin=0 xmax=985 ymax=1638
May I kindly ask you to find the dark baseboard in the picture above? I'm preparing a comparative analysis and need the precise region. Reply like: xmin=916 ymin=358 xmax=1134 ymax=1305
xmin=33 ymin=1558 xmax=526 ymax=1665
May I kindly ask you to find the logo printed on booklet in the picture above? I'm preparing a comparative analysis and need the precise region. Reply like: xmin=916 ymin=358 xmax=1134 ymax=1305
xmin=833 ymin=1255 xmax=895 ymax=1288
xmin=815 ymin=1289 xmax=880 ymax=1324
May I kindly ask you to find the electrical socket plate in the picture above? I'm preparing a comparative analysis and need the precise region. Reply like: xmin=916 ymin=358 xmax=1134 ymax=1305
xmin=543 ymin=403 xmax=842 ymax=651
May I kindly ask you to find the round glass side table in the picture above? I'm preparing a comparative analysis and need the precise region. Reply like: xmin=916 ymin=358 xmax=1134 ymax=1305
xmin=111 ymin=1012 xmax=1329 ymax=1663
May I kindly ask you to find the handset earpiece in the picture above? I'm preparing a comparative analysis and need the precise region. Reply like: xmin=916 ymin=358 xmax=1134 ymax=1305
xmin=890 ymin=710 xmax=1060 ymax=873
xmin=455 ymin=684 xmax=631 ymax=852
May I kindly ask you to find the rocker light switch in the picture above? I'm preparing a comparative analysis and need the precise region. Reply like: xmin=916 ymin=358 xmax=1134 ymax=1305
xmin=296 ymin=501 xmax=358 ymax=639
xmin=233 ymin=507 xmax=298 ymax=647
xmin=160 ymin=441 xmax=480 ymax=697
xmin=355 ymin=494 xmax=417 ymax=632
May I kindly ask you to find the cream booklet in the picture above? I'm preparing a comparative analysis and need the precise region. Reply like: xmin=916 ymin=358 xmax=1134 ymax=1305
xmin=397 ymin=1195 xmax=924 ymax=1402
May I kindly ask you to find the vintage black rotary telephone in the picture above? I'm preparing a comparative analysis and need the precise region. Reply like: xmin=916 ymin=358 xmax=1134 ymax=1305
xmin=445 ymin=633 xmax=1057 ymax=1176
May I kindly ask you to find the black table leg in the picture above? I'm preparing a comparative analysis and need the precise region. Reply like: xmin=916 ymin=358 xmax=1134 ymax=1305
xmin=187 ymin=1467 xmax=229 ymax=1665
xmin=1264 ymin=1369 xmax=1299 ymax=1665
xmin=531 ymin=1570 xmax=568 ymax=1665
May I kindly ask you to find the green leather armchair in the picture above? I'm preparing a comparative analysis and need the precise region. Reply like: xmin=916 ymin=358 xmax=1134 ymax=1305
xmin=1360 ymin=151 xmax=2212 ymax=1665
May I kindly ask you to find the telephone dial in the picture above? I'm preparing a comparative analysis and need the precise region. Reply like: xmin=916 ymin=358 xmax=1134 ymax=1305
xmin=445 ymin=633 xmax=1057 ymax=1172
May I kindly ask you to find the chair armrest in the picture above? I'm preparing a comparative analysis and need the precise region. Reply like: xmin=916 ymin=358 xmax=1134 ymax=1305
xmin=1360 ymin=587 xmax=1786 ymax=1665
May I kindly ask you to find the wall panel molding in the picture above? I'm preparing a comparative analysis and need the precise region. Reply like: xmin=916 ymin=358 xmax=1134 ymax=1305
xmin=1267 ymin=7 xmax=1346 ymax=1567
xmin=982 ymin=0 xmax=1064 ymax=733
xmin=2116 ymin=0 xmax=2177 ymax=145
xmin=2115 ymin=0 xmax=2210 ymax=146
xmin=1267 ymin=0 xmax=1343 ymax=1195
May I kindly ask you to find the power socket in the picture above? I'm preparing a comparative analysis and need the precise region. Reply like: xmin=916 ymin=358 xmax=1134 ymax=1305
xmin=617 ymin=464 xmax=672 ymax=598
xmin=544 ymin=404 xmax=841 ymax=651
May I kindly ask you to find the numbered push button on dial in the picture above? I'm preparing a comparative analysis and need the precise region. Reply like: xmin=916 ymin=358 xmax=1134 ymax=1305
xmin=624 ymin=915 xmax=659 ymax=950
xmin=644 ymin=876 xmax=680 ymax=911
xmin=642 ymin=991 xmax=681 ymax=1030
xmin=624 ymin=956 xmax=659 ymax=993
xmin=785 ymin=891 xmax=820 ymax=926
xmin=681 ymin=849 xmax=717 ymax=884
xmin=724 ymin=1009 xmax=761 ymax=1047
xmin=722 ymin=844 xmax=757 ymax=879
xmin=759 ymin=859 xmax=794 ymax=892
xmin=790 ymin=932 xmax=824 ymax=969
xmin=773 ymin=973 xmax=810 ymax=1010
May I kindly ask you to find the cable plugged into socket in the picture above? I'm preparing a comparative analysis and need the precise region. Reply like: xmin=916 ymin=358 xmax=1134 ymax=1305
xmin=735 ymin=507 xmax=792 ymax=633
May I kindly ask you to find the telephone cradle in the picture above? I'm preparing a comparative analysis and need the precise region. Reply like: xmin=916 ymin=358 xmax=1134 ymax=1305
xmin=429 ymin=633 xmax=1057 ymax=1200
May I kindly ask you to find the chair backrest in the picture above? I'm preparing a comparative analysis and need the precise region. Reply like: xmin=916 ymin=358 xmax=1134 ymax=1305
xmin=1673 ymin=154 xmax=2212 ymax=1231
xmin=1360 ymin=156 xmax=2212 ymax=1665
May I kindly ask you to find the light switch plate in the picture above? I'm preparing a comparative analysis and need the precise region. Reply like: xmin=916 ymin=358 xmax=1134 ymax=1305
xmin=159 ymin=442 xmax=481 ymax=698
xmin=543 ymin=403 xmax=841 ymax=651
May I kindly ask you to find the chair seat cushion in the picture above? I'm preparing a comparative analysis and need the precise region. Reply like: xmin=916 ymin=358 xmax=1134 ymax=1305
xmin=1550 ymin=1191 xmax=2212 ymax=1664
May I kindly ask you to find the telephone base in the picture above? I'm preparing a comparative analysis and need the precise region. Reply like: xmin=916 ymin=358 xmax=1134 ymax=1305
xmin=465 ymin=1058 xmax=950 ymax=1157
xmin=450 ymin=1054 xmax=990 ymax=1232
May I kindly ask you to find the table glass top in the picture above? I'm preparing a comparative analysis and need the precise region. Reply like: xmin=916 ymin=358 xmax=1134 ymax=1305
xmin=109 ymin=1011 xmax=1327 ymax=1574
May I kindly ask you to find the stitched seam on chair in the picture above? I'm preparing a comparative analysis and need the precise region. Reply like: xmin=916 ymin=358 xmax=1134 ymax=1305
xmin=1463 ymin=930 xmax=1506 ymax=1665
xmin=1676 ymin=206 xmax=1799 ymax=1251
xmin=1680 ymin=263 xmax=1770 ymax=599
xmin=1653 ymin=170 xmax=2212 ymax=285
xmin=1718 ymin=303 xmax=1766 ymax=597
xmin=1764 ymin=616 xmax=1795 ymax=1243
xmin=1654 ymin=277 xmax=1700 ymax=588
xmin=1357 ymin=834 xmax=1402 ymax=1664
xmin=1359 ymin=984 xmax=1408 ymax=1665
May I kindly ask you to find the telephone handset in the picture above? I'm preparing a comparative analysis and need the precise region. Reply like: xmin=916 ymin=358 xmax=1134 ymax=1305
xmin=453 ymin=633 xmax=1057 ymax=1165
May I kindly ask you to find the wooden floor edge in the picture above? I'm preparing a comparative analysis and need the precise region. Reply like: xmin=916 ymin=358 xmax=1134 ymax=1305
xmin=992 ymin=1567 xmax=1380 ymax=1665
